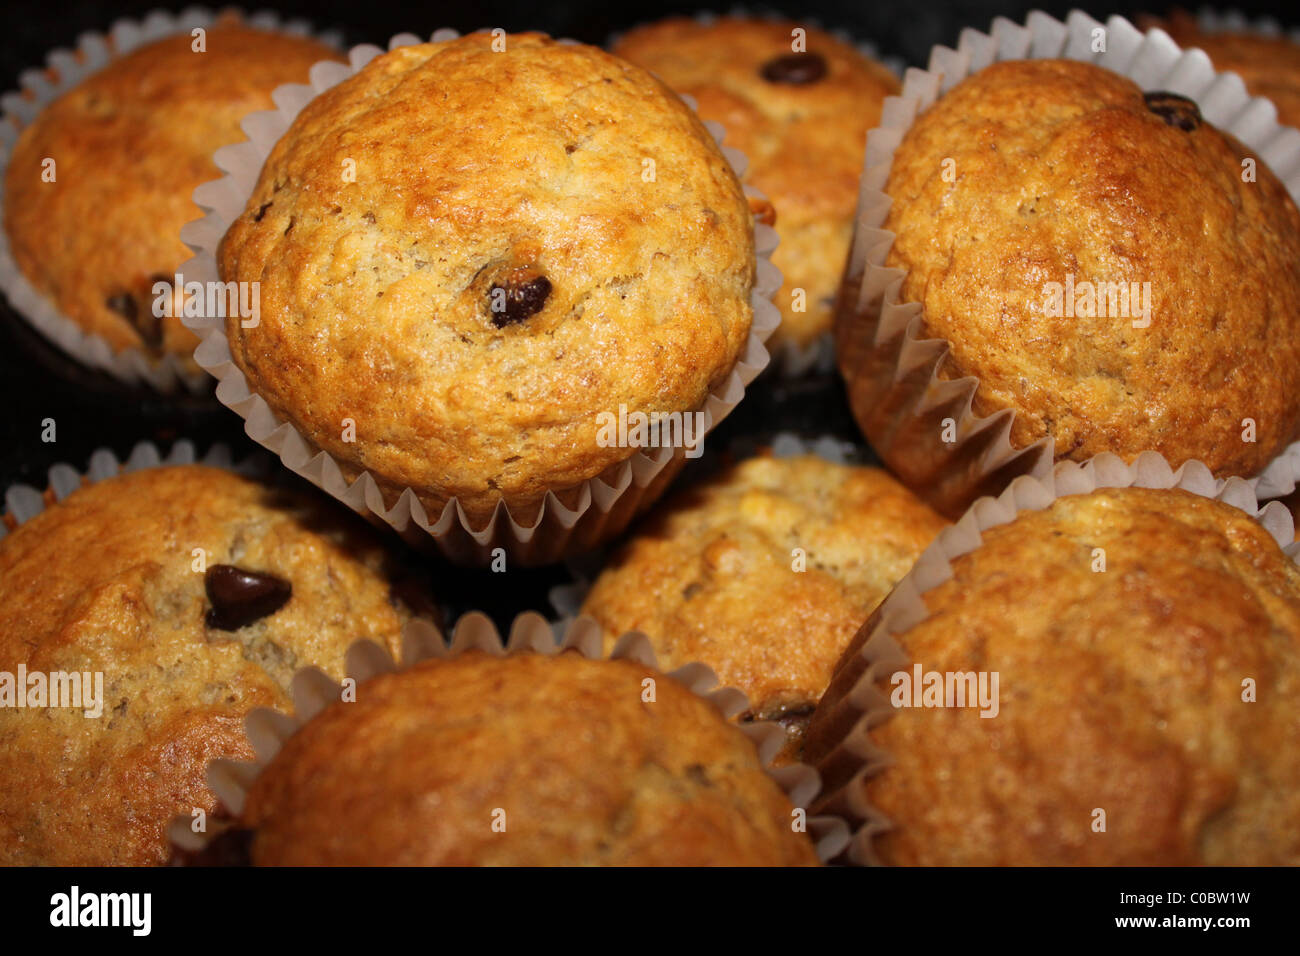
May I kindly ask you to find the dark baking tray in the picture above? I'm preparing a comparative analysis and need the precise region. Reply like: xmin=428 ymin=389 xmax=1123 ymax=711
xmin=2 ymin=0 xmax=1296 ymax=628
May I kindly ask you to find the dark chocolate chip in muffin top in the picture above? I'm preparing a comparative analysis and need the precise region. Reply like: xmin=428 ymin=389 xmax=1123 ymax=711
xmin=489 ymin=270 xmax=552 ymax=328
xmin=1143 ymin=91 xmax=1201 ymax=131
xmin=760 ymin=52 xmax=828 ymax=85
xmin=204 ymin=564 xmax=292 ymax=631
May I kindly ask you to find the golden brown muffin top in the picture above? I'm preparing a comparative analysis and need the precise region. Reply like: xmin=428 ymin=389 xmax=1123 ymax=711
xmin=615 ymin=17 xmax=899 ymax=348
xmin=581 ymin=454 xmax=946 ymax=743
xmin=808 ymin=486 xmax=1300 ymax=865
xmin=1146 ymin=11 xmax=1300 ymax=129
xmin=883 ymin=59 xmax=1300 ymax=479
xmin=237 ymin=650 xmax=819 ymax=865
xmin=219 ymin=33 xmax=756 ymax=525
xmin=0 ymin=464 xmax=411 ymax=865
xmin=3 ymin=23 xmax=340 ymax=362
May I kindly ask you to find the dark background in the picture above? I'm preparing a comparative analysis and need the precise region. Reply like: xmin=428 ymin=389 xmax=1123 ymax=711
xmin=0 ymin=0 xmax=1296 ymax=615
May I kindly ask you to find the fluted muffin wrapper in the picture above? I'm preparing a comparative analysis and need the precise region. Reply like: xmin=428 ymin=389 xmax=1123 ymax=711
xmin=1193 ymin=8 xmax=1300 ymax=43
xmin=168 ymin=611 xmax=849 ymax=865
xmin=807 ymin=450 xmax=1298 ymax=865
xmin=0 ymin=438 xmax=258 ymax=536
xmin=0 ymin=6 xmax=341 ymax=393
xmin=610 ymin=8 xmax=899 ymax=380
xmin=549 ymin=430 xmax=869 ymax=616
xmin=178 ymin=29 xmax=780 ymax=568
xmin=835 ymin=9 xmax=1300 ymax=519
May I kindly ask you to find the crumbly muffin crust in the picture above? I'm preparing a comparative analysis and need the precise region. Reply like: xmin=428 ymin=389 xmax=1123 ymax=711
xmin=237 ymin=650 xmax=819 ymax=865
xmin=1146 ymin=11 xmax=1300 ymax=129
xmin=615 ymin=17 xmax=898 ymax=349
xmin=218 ymin=33 xmax=756 ymax=525
xmin=580 ymin=454 xmax=945 ymax=753
xmin=0 ymin=465 xmax=411 ymax=865
xmin=3 ymin=23 xmax=340 ymax=363
xmin=881 ymin=59 xmax=1300 ymax=478
xmin=807 ymin=487 xmax=1300 ymax=865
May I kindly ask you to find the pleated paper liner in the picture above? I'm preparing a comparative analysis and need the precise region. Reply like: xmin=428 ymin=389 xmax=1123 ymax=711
xmin=168 ymin=611 xmax=850 ymax=865
xmin=0 ymin=6 xmax=340 ymax=394
xmin=0 ymin=439 xmax=258 ymax=536
xmin=834 ymin=9 xmax=1300 ymax=521
xmin=178 ymin=29 xmax=780 ymax=568
xmin=802 ymin=449 xmax=1298 ymax=866
xmin=609 ymin=7 xmax=902 ymax=379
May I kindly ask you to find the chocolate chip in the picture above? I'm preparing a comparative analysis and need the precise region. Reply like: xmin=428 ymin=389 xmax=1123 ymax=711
xmin=1143 ymin=91 xmax=1201 ymax=131
xmin=253 ymin=201 xmax=272 ymax=222
xmin=106 ymin=291 xmax=163 ymax=350
xmin=760 ymin=52 xmax=827 ymax=85
xmin=204 ymin=565 xmax=291 ymax=631
xmin=179 ymin=827 xmax=254 ymax=867
xmin=489 ymin=273 xmax=552 ymax=328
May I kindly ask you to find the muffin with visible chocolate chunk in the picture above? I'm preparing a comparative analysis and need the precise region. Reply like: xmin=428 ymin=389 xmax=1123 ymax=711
xmin=201 ymin=649 xmax=819 ymax=866
xmin=579 ymin=452 xmax=946 ymax=758
xmin=842 ymin=58 xmax=1300 ymax=517
xmin=1144 ymin=10 xmax=1300 ymax=128
xmin=806 ymin=486 xmax=1300 ymax=865
xmin=216 ymin=32 xmax=759 ymax=528
xmin=0 ymin=463 xmax=422 ymax=865
xmin=1 ymin=19 xmax=340 ymax=376
xmin=615 ymin=16 xmax=898 ymax=353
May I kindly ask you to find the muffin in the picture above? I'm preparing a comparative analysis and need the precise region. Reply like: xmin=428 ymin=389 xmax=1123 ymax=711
xmin=217 ymin=32 xmax=758 ymax=528
xmin=806 ymin=486 xmax=1300 ymax=865
xmin=579 ymin=452 xmax=946 ymax=757
xmin=848 ymin=58 xmax=1300 ymax=516
xmin=614 ymin=16 xmax=899 ymax=352
xmin=200 ymin=650 xmax=819 ymax=866
xmin=0 ymin=463 xmax=422 ymax=865
xmin=2 ymin=21 xmax=341 ymax=371
xmin=1145 ymin=10 xmax=1300 ymax=128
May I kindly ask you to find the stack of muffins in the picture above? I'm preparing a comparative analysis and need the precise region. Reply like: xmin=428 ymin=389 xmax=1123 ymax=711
xmin=2 ymin=7 xmax=1300 ymax=868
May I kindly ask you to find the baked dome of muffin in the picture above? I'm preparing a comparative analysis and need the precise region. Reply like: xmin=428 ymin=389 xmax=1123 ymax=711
xmin=222 ymin=650 xmax=818 ymax=865
xmin=879 ymin=58 xmax=1300 ymax=481
xmin=218 ymin=32 xmax=757 ymax=525
xmin=615 ymin=16 xmax=898 ymax=351
xmin=1147 ymin=11 xmax=1300 ymax=129
xmin=2 ymin=22 xmax=340 ymax=366
xmin=806 ymin=486 xmax=1300 ymax=865
xmin=0 ymin=464 xmax=416 ymax=865
xmin=580 ymin=453 xmax=945 ymax=754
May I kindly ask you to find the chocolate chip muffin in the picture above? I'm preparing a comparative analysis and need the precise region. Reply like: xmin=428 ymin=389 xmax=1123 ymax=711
xmin=217 ymin=32 xmax=757 ymax=527
xmin=614 ymin=17 xmax=898 ymax=352
xmin=1145 ymin=11 xmax=1300 ymax=128
xmin=806 ymin=486 xmax=1300 ymax=865
xmin=210 ymin=650 xmax=819 ymax=865
xmin=579 ymin=453 xmax=946 ymax=757
xmin=0 ymin=464 xmax=419 ymax=865
xmin=2 ymin=22 xmax=339 ymax=370
xmin=865 ymin=59 xmax=1300 ymax=507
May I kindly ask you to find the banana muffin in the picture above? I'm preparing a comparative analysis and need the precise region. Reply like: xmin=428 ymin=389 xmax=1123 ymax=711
xmin=854 ymin=58 xmax=1300 ymax=512
xmin=580 ymin=453 xmax=946 ymax=757
xmin=806 ymin=486 xmax=1300 ymax=865
xmin=615 ymin=17 xmax=898 ymax=352
xmin=1145 ymin=11 xmax=1300 ymax=128
xmin=204 ymin=650 xmax=819 ymax=866
xmin=2 ymin=21 xmax=340 ymax=368
xmin=0 ymin=463 xmax=420 ymax=866
xmin=217 ymin=32 xmax=757 ymax=526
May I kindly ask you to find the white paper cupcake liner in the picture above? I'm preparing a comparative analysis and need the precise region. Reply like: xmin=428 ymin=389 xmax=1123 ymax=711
xmin=835 ymin=9 xmax=1300 ymax=520
xmin=610 ymin=8 xmax=899 ymax=380
xmin=169 ymin=610 xmax=848 ymax=865
xmin=0 ymin=438 xmax=258 ymax=536
xmin=549 ymin=430 xmax=869 ymax=617
xmin=805 ymin=449 xmax=1298 ymax=865
xmin=178 ymin=28 xmax=780 ymax=568
xmin=1192 ymin=6 xmax=1300 ymax=43
xmin=0 ymin=6 xmax=341 ymax=393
